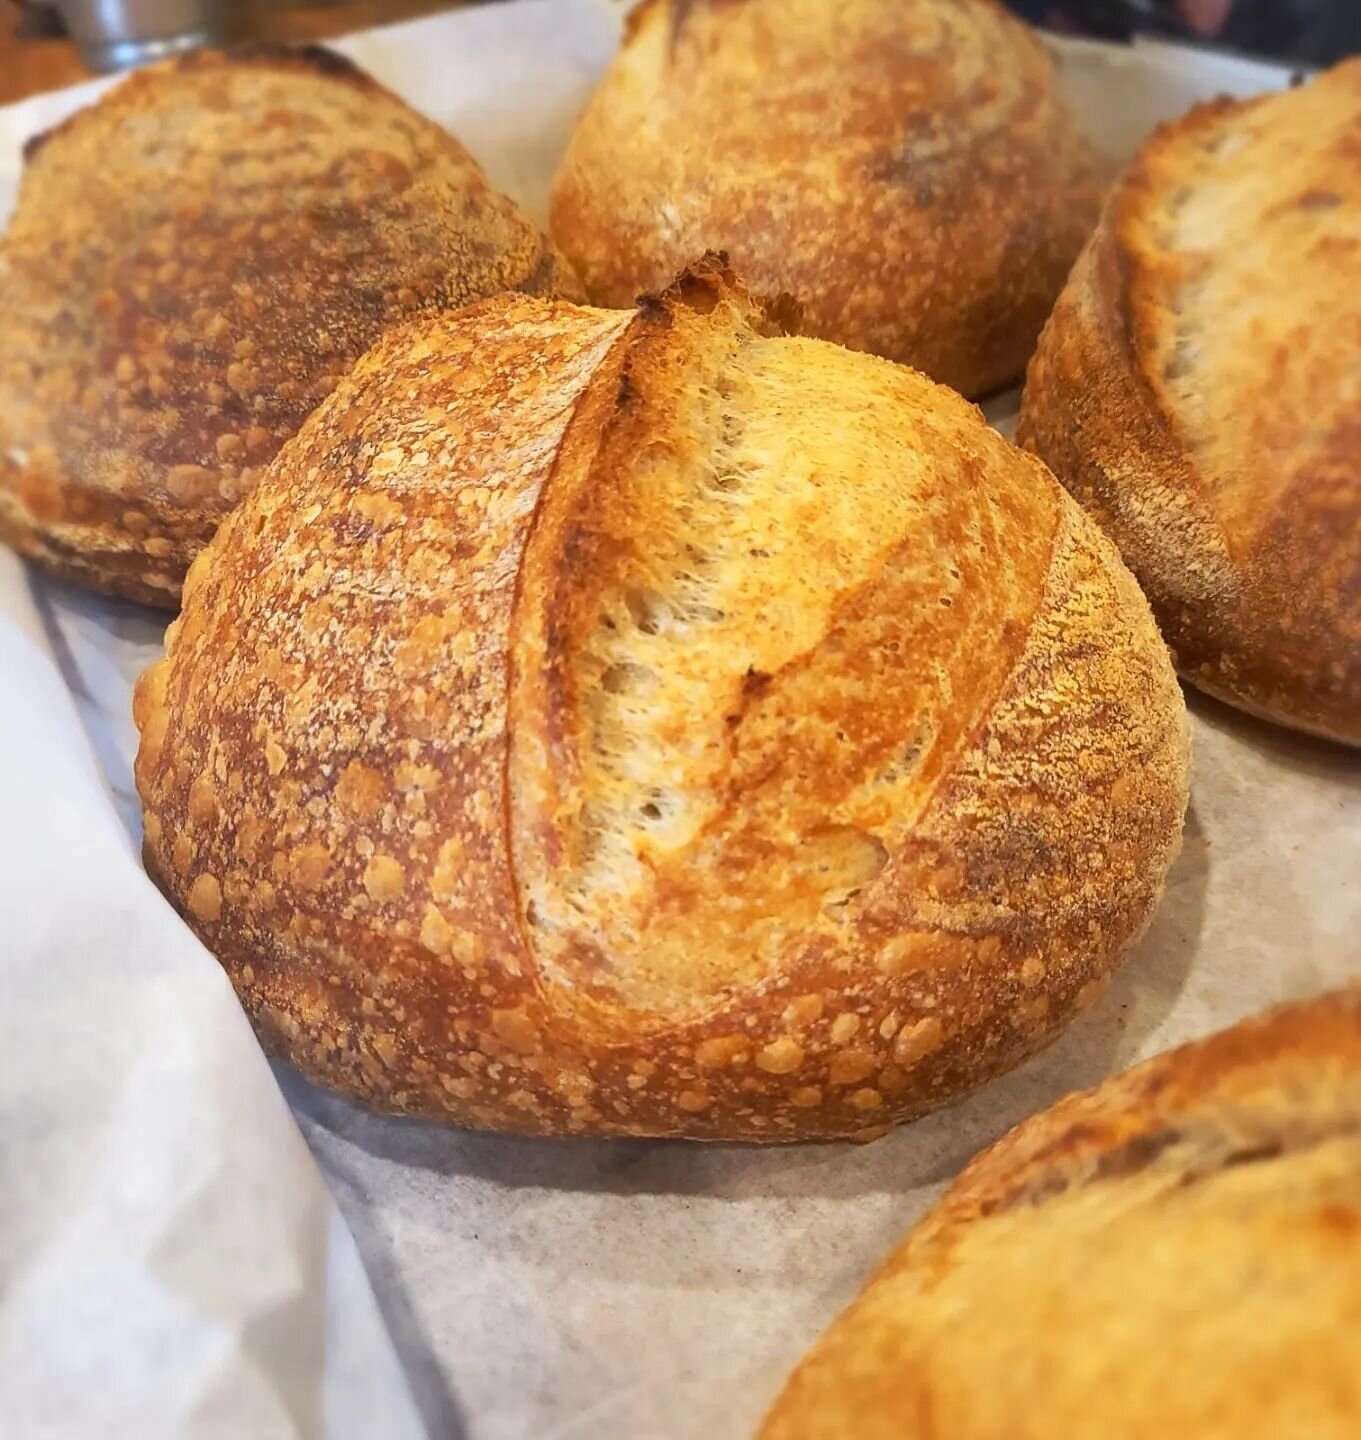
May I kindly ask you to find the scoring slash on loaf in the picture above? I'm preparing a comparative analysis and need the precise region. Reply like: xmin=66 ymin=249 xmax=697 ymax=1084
xmin=1019 ymin=59 xmax=1361 ymax=745
xmin=761 ymin=987 xmax=1361 ymax=1439
xmin=134 ymin=257 xmax=1189 ymax=1142
xmin=0 ymin=44 xmax=579 ymax=608
xmin=549 ymin=0 xmax=1101 ymax=398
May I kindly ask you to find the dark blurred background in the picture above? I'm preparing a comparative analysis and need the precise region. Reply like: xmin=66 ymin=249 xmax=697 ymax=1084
xmin=1005 ymin=0 xmax=1361 ymax=65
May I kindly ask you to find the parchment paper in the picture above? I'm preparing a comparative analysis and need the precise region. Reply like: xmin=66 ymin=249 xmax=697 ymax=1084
xmin=1 ymin=6 xmax=1356 ymax=1438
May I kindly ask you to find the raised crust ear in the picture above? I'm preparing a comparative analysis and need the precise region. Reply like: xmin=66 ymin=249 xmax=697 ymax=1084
xmin=632 ymin=250 xmax=806 ymax=339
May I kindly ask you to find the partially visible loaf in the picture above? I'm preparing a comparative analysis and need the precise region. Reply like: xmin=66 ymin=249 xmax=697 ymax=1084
xmin=761 ymin=988 xmax=1361 ymax=1438
xmin=0 ymin=44 xmax=578 ymax=607
xmin=1019 ymin=59 xmax=1361 ymax=743
xmin=134 ymin=258 xmax=1188 ymax=1141
xmin=550 ymin=0 xmax=1100 ymax=398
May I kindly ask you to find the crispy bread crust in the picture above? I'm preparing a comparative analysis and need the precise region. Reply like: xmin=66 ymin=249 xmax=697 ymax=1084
xmin=761 ymin=988 xmax=1361 ymax=1437
xmin=549 ymin=0 xmax=1100 ymax=398
xmin=133 ymin=259 xmax=1188 ymax=1141
xmin=0 ymin=45 xmax=579 ymax=607
xmin=1018 ymin=64 xmax=1361 ymax=744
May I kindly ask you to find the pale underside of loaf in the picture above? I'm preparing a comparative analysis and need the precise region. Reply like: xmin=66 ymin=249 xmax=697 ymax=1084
xmin=761 ymin=989 xmax=1361 ymax=1439
xmin=135 ymin=264 xmax=1188 ymax=1140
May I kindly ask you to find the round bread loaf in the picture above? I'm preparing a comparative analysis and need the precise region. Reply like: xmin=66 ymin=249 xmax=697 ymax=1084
xmin=0 ymin=45 xmax=578 ymax=608
xmin=761 ymin=987 xmax=1361 ymax=1438
xmin=133 ymin=259 xmax=1188 ymax=1141
xmin=548 ymin=0 xmax=1100 ymax=399
xmin=1018 ymin=61 xmax=1361 ymax=745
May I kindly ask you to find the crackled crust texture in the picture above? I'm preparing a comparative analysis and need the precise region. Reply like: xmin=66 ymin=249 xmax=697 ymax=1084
xmin=0 ymin=45 xmax=578 ymax=607
xmin=133 ymin=260 xmax=1188 ymax=1141
xmin=549 ymin=0 xmax=1100 ymax=399
xmin=1018 ymin=61 xmax=1361 ymax=744
xmin=761 ymin=988 xmax=1361 ymax=1438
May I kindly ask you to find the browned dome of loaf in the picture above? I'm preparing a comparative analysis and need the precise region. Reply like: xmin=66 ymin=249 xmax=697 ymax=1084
xmin=1018 ymin=60 xmax=1361 ymax=745
xmin=0 ymin=44 xmax=578 ymax=607
xmin=761 ymin=987 xmax=1361 ymax=1439
xmin=549 ymin=0 xmax=1100 ymax=398
xmin=133 ymin=259 xmax=1188 ymax=1142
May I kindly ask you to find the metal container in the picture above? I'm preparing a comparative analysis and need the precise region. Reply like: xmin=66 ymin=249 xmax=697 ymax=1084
xmin=53 ymin=0 xmax=243 ymax=72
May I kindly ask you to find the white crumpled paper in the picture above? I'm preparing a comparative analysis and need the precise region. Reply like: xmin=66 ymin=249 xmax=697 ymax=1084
xmin=0 ymin=556 xmax=428 ymax=1440
xmin=1 ymin=5 xmax=1356 ymax=1438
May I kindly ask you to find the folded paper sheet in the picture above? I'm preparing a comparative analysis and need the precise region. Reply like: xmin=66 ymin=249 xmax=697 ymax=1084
xmin=1 ymin=5 xmax=1355 ymax=1438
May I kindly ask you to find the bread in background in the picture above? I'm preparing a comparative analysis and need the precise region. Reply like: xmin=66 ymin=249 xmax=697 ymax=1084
xmin=1019 ymin=59 xmax=1361 ymax=744
xmin=133 ymin=258 xmax=1188 ymax=1141
xmin=761 ymin=987 xmax=1361 ymax=1438
xmin=0 ymin=44 xmax=579 ymax=608
xmin=549 ymin=0 xmax=1100 ymax=399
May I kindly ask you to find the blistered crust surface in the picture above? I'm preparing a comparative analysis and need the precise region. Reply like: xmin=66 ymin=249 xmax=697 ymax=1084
xmin=135 ymin=265 xmax=1188 ymax=1141
xmin=761 ymin=989 xmax=1361 ymax=1439
xmin=1019 ymin=60 xmax=1361 ymax=743
xmin=0 ymin=45 xmax=577 ymax=605
xmin=549 ymin=0 xmax=1100 ymax=398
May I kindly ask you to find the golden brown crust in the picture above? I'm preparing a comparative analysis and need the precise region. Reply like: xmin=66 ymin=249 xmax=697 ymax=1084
xmin=1018 ymin=62 xmax=1361 ymax=744
xmin=548 ymin=0 xmax=1100 ymax=398
xmin=134 ymin=258 xmax=1188 ymax=1141
xmin=0 ymin=44 xmax=579 ymax=608
xmin=761 ymin=988 xmax=1361 ymax=1439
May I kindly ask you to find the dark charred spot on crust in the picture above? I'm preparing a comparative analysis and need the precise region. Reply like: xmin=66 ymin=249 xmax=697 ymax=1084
xmin=624 ymin=0 xmax=667 ymax=45
xmin=633 ymin=260 xmax=800 ymax=356
xmin=634 ymin=292 xmax=670 ymax=325
xmin=742 ymin=666 xmax=772 ymax=698
xmin=665 ymin=0 xmax=751 ymax=57
xmin=21 ymin=91 xmax=114 ymax=165
xmin=979 ymin=1116 xmax=1360 ymax=1220
xmin=676 ymin=275 xmax=723 ymax=314
xmin=278 ymin=43 xmax=367 ymax=79
xmin=195 ymin=42 xmax=369 ymax=84
xmin=668 ymin=0 xmax=701 ymax=50
xmin=522 ymin=242 xmax=566 ymax=298
xmin=666 ymin=0 xmax=694 ymax=54
xmin=718 ymin=667 xmax=774 ymax=734
xmin=1091 ymin=1126 xmax=1182 ymax=1181
xmin=1020 ymin=1120 xmax=1104 ymax=1169
xmin=1213 ymin=1138 xmax=1286 ymax=1172
xmin=21 ymin=125 xmax=56 ymax=163
xmin=635 ymin=253 xmax=734 ymax=327
xmin=674 ymin=254 xmax=730 ymax=311
xmin=977 ymin=1167 xmax=1067 ymax=1217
